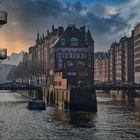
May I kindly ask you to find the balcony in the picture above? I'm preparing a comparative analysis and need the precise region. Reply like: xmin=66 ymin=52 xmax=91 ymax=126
xmin=0 ymin=10 xmax=7 ymax=25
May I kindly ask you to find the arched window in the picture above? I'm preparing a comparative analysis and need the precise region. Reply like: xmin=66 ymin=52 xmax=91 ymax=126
xmin=70 ymin=37 xmax=79 ymax=46
xmin=65 ymin=51 xmax=69 ymax=58
xmin=81 ymin=52 xmax=86 ymax=58
xmin=67 ymin=61 xmax=73 ymax=67
xmin=70 ymin=51 xmax=74 ymax=58
xmin=76 ymin=51 xmax=80 ymax=58
xmin=77 ymin=61 xmax=85 ymax=66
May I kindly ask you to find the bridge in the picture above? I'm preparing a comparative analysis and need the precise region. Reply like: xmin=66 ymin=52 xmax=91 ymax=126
xmin=0 ymin=82 xmax=41 ymax=90
xmin=94 ymin=83 xmax=140 ymax=90
xmin=1 ymin=81 xmax=140 ymax=91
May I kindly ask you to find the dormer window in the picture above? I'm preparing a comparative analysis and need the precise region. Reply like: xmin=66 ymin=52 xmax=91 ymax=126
xmin=70 ymin=37 xmax=79 ymax=46
xmin=60 ymin=38 xmax=66 ymax=46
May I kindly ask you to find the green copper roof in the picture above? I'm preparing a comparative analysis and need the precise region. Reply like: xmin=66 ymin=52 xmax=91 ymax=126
xmin=85 ymin=30 xmax=94 ymax=42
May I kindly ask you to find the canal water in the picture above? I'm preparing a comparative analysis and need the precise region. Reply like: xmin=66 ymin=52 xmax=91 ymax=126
xmin=0 ymin=91 xmax=140 ymax=140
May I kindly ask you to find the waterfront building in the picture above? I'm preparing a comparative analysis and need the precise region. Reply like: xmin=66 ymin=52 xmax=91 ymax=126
xmin=94 ymin=52 xmax=109 ymax=82
xmin=109 ymin=32 xmax=134 ymax=83
xmin=29 ymin=25 xmax=94 ymax=87
xmin=134 ymin=23 xmax=140 ymax=83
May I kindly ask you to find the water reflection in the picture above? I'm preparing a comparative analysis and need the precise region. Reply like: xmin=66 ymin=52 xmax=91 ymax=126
xmin=1 ymin=91 xmax=140 ymax=139
xmin=69 ymin=112 xmax=96 ymax=128
xmin=52 ymin=108 xmax=96 ymax=128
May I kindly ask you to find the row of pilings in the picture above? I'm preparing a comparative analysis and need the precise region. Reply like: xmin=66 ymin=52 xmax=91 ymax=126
xmin=43 ymin=88 xmax=70 ymax=111
xmin=18 ymin=86 xmax=97 ymax=112
xmin=42 ymin=86 xmax=97 ymax=112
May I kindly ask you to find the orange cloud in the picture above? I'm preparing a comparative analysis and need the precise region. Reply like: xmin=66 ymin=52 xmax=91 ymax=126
xmin=0 ymin=29 xmax=34 ymax=56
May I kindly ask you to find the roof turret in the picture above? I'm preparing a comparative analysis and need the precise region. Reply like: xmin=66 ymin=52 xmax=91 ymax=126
xmin=85 ymin=30 xmax=94 ymax=42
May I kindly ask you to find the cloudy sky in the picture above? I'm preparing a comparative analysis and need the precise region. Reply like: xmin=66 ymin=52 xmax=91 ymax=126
xmin=0 ymin=0 xmax=140 ymax=55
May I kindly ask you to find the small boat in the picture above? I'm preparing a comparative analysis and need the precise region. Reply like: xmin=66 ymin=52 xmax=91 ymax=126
xmin=27 ymin=98 xmax=46 ymax=110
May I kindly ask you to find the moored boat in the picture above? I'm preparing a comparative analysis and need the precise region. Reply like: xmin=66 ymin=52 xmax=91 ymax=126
xmin=27 ymin=98 xmax=46 ymax=110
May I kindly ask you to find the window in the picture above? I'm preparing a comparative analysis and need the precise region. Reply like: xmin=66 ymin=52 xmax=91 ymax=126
xmin=88 ymin=54 xmax=91 ymax=58
xmin=61 ymin=38 xmax=66 ymax=46
xmin=70 ymin=52 xmax=74 ymax=58
xmin=70 ymin=37 xmax=79 ymax=46
xmin=76 ymin=52 xmax=80 ymax=58
xmin=65 ymin=52 xmax=69 ymax=58
xmin=67 ymin=61 xmax=73 ymax=67
xmin=81 ymin=53 xmax=86 ymax=58
xmin=61 ymin=42 xmax=65 ymax=46
xmin=74 ymin=53 xmax=77 ymax=58
xmin=67 ymin=72 xmax=77 ymax=76
xmin=58 ymin=62 xmax=62 ymax=69
xmin=58 ymin=58 xmax=62 ymax=62
xmin=58 ymin=81 xmax=62 ymax=86
xmin=54 ymin=81 xmax=57 ymax=86
xmin=72 ymin=72 xmax=76 ymax=76
xmin=77 ymin=61 xmax=85 ymax=66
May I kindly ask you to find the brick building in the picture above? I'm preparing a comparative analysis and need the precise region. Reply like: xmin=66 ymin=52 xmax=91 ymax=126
xmin=134 ymin=23 xmax=140 ymax=83
xmin=29 ymin=25 xmax=94 ymax=87
xmin=108 ymin=32 xmax=134 ymax=83
xmin=94 ymin=52 xmax=109 ymax=82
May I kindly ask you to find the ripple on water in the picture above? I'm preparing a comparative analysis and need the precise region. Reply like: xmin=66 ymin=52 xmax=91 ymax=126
xmin=0 ymin=92 xmax=140 ymax=139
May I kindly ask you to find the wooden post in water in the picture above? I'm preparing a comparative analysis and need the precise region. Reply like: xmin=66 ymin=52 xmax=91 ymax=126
xmin=36 ymin=88 xmax=43 ymax=100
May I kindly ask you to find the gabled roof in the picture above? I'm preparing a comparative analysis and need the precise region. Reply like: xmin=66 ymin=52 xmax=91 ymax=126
xmin=61 ymin=24 xmax=85 ymax=40
xmin=42 ymin=24 xmax=94 ymax=48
